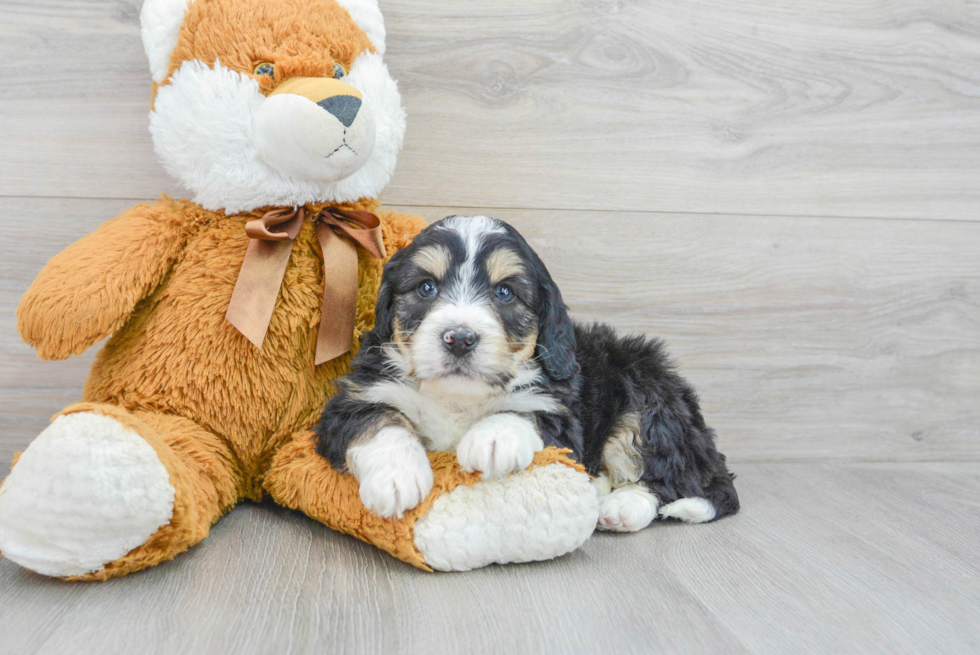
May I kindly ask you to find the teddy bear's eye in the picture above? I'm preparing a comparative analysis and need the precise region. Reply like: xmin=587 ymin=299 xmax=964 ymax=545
xmin=332 ymin=63 xmax=347 ymax=80
xmin=253 ymin=63 xmax=275 ymax=78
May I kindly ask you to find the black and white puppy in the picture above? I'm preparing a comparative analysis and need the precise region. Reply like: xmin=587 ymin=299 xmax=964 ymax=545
xmin=316 ymin=216 xmax=739 ymax=531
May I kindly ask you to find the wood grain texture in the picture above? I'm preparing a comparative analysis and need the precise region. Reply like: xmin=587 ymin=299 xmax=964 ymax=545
xmin=2 ymin=1 xmax=980 ymax=219
xmin=3 ymin=197 xmax=977 ymax=469
xmin=1 ymin=463 xmax=977 ymax=655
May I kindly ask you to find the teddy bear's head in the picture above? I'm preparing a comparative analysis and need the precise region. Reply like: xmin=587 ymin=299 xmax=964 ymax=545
xmin=141 ymin=0 xmax=405 ymax=213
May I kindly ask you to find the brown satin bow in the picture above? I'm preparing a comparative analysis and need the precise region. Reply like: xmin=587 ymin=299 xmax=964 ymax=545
xmin=225 ymin=206 xmax=386 ymax=365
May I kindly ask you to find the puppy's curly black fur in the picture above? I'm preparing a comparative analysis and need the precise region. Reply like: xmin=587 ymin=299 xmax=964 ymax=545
xmin=573 ymin=323 xmax=738 ymax=516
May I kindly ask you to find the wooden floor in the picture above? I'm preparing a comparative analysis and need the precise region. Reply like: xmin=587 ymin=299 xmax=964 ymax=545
xmin=1 ymin=1 xmax=979 ymax=653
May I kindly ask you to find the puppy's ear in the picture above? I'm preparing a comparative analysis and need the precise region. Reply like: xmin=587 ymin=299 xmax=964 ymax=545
xmin=536 ymin=271 xmax=578 ymax=381
xmin=371 ymin=250 xmax=406 ymax=342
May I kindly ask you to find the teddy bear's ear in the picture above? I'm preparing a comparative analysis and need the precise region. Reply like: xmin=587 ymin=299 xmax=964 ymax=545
xmin=336 ymin=0 xmax=386 ymax=56
xmin=141 ymin=0 xmax=196 ymax=84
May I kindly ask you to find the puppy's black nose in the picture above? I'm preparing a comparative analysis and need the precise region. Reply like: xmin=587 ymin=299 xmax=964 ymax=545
xmin=442 ymin=327 xmax=479 ymax=357
xmin=316 ymin=95 xmax=361 ymax=128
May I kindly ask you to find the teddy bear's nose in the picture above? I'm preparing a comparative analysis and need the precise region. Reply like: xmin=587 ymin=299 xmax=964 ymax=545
xmin=316 ymin=95 xmax=362 ymax=128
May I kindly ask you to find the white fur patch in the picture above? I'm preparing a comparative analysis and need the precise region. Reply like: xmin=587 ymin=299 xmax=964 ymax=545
xmin=335 ymin=0 xmax=386 ymax=55
xmin=150 ymin=51 xmax=405 ymax=213
xmin=0 ymin=412 xmax=175 ymax=577
xmin=414 ymin=462 xmax=599 ymax=571
xmin=361 ymin=360 xmax=560 ymax=453
xmin=597 ymin=484 xmax=659 ymax=532
xmin=438 ymin=215 xmax=504 ymax=242
xmin=591 ymin=472 xmax=613 ymax=497
xmin=456 ymin=413 xmax=544 ymax=479
xmin=659 ymin=497 xmax=717 ymax=523
xmin=348 ymin=426 xmax=433 ymax=519
xmin=141 ymin=0 xmax=194 ymax=84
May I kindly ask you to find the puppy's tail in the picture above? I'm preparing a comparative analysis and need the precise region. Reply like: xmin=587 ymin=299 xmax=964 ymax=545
xmin=658 ymin=472 xmax=739 ymax=523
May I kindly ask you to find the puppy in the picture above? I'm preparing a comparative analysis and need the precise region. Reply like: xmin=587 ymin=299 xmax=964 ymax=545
xmin=316 ymin=216 xmax=739 ymax=531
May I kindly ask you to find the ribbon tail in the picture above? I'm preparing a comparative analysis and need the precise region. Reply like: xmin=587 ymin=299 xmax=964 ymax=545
xmin=226 ymin=238 xmax=296 ymax=349
xmin=324 ymin=208 xmax=387 ymax=260
xmin=315 ymin=223 xmax=360 ymax=365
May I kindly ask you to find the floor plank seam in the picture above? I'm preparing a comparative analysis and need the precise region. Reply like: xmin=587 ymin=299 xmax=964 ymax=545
xmin=3 ymin=194 xmax=980 ymax=227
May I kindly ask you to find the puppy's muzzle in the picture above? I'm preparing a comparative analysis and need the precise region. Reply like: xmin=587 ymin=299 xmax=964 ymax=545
xmin=442 ymin=326 xmax=479 ymax=357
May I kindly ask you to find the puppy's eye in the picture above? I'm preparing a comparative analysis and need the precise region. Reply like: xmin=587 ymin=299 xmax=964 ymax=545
xmin=494 ymin=284 xmax=515 ymax=303
xmin=254 ymin=62 xmax=275 ymax=78
xmin=418 ymin=280 xmax=438 ymax=298
xmin=332 ymin=63 xmax=347 ymax=79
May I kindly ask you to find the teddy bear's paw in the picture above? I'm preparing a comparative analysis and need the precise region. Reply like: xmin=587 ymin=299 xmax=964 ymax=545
xmin=597 ymin=484 xmax=659 ymax=533
xmin=413 ymin=462 xmax=599 ymax=571
xmin=0 ymin=412 xmax=175 ymax=577
xmin=349 ymin=427 xmax=433 ymax=519
xmin=456 ymin=413 xmax=544 ymax=479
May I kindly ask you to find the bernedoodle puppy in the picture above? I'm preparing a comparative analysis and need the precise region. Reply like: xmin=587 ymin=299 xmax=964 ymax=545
xmin=316 ymin=216 xmax=739 ymax=531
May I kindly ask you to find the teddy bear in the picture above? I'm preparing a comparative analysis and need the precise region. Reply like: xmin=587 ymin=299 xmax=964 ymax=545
xmin=0 ymin=0 xmax=599 ymax=579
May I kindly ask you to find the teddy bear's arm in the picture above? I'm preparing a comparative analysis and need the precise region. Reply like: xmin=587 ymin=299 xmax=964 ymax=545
xmin=17 ymin=201 xmax=191 ymax=360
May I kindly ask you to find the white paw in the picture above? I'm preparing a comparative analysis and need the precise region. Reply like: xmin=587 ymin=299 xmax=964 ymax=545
xmin=0 ymin=412 xmax=175 ymax=577
xmin=349 ymin=426 xmax=433 ymax=519
xmin=456 ymin=413 xmax=544 ymax=479
xmin=659 ymin=497 xmax=717 ymax=523
xmin=597 ymin=484 xmax=659 ymax=532
xmin=591 ymin=472 xmax=613 ymax=496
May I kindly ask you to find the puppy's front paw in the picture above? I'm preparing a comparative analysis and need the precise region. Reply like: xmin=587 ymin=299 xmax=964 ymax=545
xmin=348 ymin=427 xmax=433 ymax=519
xmin=456 ymin=413 xmax=544 ymax=479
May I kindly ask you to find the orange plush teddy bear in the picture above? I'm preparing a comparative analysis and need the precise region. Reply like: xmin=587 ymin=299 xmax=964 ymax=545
xmin=0 ymin=0 xmax=598 ymax=579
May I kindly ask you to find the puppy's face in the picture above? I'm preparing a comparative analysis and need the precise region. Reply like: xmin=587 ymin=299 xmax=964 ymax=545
xmin=377 ymin=216 xmax=555 ymax=393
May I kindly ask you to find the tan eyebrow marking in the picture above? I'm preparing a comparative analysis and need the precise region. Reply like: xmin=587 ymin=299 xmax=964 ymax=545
xmin=486 ymin=248 xmax=526 ymax=285
xmin=411 ymin=244 xmax=451 ymax=279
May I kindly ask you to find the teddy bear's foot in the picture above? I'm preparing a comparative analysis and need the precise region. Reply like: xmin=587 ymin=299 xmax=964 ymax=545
xmin=413 ymin=460 xmax=599 ymax=571
xmin=266 ymin=431 xmax=599 ymax=571
xmin=0 ymin=403 xmax=243 ymax=580
xmin=0 ymin=411 xmax=175 ymax=577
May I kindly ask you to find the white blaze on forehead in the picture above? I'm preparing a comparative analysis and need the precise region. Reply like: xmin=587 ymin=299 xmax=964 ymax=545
xmin=439 ymin=215 xmax=505 ymax=251
xmin=436 ymin=216 xmax=505 ymax=304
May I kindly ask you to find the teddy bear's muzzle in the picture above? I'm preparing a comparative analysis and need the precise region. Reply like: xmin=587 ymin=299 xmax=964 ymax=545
xmin=252 ymin=76 xmax=376 ymax=183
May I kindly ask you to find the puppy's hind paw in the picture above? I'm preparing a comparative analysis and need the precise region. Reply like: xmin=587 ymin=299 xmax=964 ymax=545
xmin=597 ymin=484 xmax=658 ymax=532
xmin=456 ymin=413 xmax=544 ymax=479
xmin=659 ymin=497 xmax=717 ymax=523
xmin=349 ymin=427 xmax=434 ymax=519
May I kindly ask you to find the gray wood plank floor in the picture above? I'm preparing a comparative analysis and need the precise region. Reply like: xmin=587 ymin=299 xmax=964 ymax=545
xmin=2 ymin=0 xmax=979 ymax=653
xmin=2 ymin=464 xmax=978 ymax=655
